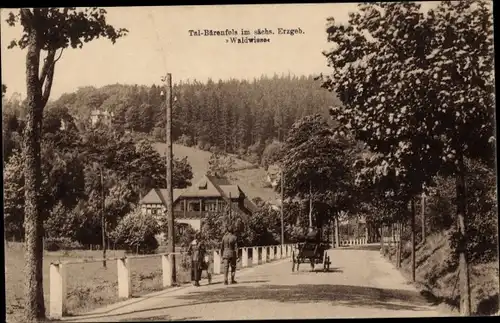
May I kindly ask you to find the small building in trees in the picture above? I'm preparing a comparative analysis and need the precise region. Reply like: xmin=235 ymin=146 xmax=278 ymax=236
xmin=90 ymin=109 xmax=114 ymax=127
xmin=140 ymin=175 xmax=258 ymax=240
xmin=266 ymin=164 xmax=281 ymax=189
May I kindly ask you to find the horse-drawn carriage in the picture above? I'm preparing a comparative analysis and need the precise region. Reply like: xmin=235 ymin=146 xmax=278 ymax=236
xmin=291 ymin=228 xmax=331 ymax=272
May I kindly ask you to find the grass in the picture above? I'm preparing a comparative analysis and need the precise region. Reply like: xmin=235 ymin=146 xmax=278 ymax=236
xmin=381 ymin=231 xmax=499 ymax=316
xmin=152 ymin=142 xmax=278 ymax=202
xmin=5 ymin=243 xmax=191 ymax=323
xmin=5 ymin=241 xmax=261 ymax=323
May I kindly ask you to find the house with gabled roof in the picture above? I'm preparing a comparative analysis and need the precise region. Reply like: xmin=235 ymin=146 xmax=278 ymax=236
xmin=140 ymin=175 xmax=258 ymax=233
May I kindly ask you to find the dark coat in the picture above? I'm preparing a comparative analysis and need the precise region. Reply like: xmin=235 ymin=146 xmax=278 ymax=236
xmin=188 ymin=239 xmax=205 ymax=262
xmin=221 ymin=233 xmax=238 ymax=259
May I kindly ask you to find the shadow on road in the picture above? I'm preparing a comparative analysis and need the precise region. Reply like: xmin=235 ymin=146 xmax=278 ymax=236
xmin=336 ymin=245 xmax=381 ymax=251
xmin=174 ymin=283 xmax=436 ymax=312
xmin=118 ymin=315 xmax=200 ymax=321
xmin=206 ymin=280 xmax=270 ymax=286
xmin=71 ymin=283 xmax=439 ymax=321
xmin=291 ymin=267 xmax=344 ymax=274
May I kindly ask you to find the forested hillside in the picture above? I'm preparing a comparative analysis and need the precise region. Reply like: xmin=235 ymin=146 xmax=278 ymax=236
xmin=43 ymin=75 xmax=340 ymax=162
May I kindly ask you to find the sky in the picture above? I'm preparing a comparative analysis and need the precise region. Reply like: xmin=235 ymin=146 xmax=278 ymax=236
xmin=0 ymin=3 xmax=437 ymax=101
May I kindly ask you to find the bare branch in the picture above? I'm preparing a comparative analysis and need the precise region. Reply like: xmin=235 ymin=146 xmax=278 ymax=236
xmin=39 ymin=49 xmax=55 ymax=86
xmin=54 ymin=48 xmax=64 ymax=63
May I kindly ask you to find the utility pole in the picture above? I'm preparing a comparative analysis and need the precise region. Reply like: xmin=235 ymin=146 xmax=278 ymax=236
xmin=161 ymin=73 xmax=176 ymax=284
xmin=411 ymin=198 xmax=416 ymax=282
xmin=280 ymin=168 xmax=284 ymax=246
xmin=308 ymin=181 xmax=313 ymax=228
xmin=101 ymin=168 xmax=107 ymax=268
xmin=229 ymin=192 xmax=232 ymax=224
xmin=421 ymin=189 xmax=426 ymax=243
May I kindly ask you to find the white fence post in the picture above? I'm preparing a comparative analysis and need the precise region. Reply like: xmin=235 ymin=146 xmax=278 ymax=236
xmin=242 ymin=248 xmax=248 ymax=268
xmin=117 ymin=257 xmax=131 ymax=299
xmin=253 ymin=247 xmax=259 ymax=265
xmin=213 ymin=250 xmax=221 ymax=274
xmin=270 ymin=246 xmax=275 ymax=261
xmin=49 ymin=263 xmax=67 ymax=319
xmin=262 ymin=246 xmax=268 ymax=263
xmin=162 ymin=254 xmax=173 ymax=287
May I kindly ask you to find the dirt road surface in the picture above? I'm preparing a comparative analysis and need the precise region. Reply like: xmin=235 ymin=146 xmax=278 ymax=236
xmin=63 ymin=247 xmax=452 ymax=321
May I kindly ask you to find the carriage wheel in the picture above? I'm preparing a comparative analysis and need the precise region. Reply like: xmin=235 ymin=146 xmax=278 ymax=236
xmin=323 ymin=253 xmax=329 ymax=272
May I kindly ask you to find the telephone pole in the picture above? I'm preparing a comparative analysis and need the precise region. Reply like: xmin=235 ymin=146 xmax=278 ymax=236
xmin=101 ymin=168 xmax=107 ymax=268
xmin=421 ymin=188 xmax=426 ymax=243
xmin=280 ymin=168 xmax=284 ymax=246
xmin=162 ymin=73 xmax=176 ymax=284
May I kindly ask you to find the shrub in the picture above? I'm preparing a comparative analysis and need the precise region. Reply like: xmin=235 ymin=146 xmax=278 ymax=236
xmin=110 ymin=208 xmax=160 ymax=254
xmin=44 ymin=237 xmax=83 ymax=252
xmin=176 ymin=134 xmax=193 ymax=147
xmin=175 ymin=222 xmax=197 ymax=249
xmin=151 ymin=127 xmax=165 ymax=142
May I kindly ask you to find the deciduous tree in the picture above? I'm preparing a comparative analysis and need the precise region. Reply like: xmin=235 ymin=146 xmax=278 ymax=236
xmin=321 ymin=1 xmax=494 ymax=315
xmin=6 ymin=8 xmax=127 ymax=321
xmin=280 ymin=114 xmax=355 ymax=228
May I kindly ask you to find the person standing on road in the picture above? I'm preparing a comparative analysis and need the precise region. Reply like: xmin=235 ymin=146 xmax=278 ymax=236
xmin=198 ymin=234 xmax=212 ymax=285
xmin=188 ymin=232 xmax=205 ymax=287
xmin=221 ymin=224 xmax=238 ymax=285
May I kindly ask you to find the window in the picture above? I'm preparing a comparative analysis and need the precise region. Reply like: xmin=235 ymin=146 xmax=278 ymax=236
xmin=190 ymin=202 xmax=201 ymax=212
xmin=198 ymin=180 xmax=207 ymax=190
xmin=204 ymin=203 xmax=217 ymax=212
xmin=174 ymin=202 xmax=184 ymax=211
xmin=151 ymin=208 xmax=158 ymax=215
xmin=178 ymin=223 xmax=189 ymax=236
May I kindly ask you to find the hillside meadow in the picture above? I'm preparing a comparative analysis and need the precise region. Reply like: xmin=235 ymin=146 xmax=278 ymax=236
xmin=153 ymin=142 xmax=278 ymax=202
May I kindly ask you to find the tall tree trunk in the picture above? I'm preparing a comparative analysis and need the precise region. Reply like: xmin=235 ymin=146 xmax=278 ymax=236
xmin=421 ymin=191 xmax=426 ymax=244
xmin=23 ymin=25 xmax=46 ymax=322
xmin=334 ymin=215 xmax=340 ymax=248
xmin=411 ymin=198 xmax=416 ymax=282
xmin=396 ymin=221 xmax=403 ymax=269
xmin=395 ymin=223 xmax=400 ymax=268
xmin=456 ymin=155 xmax=471 ymax=316
xmin=308 ymin=181 xmax=313 ymax=227
xmin=380 ymin=226 xmax=384 ymax=254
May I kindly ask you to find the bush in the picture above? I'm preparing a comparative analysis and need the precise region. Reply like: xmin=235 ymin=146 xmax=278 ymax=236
xmin=110 ymin=208 xmax=160 ymax=254
xmin=151 ymin=127 xmax=165 ymax=142
xmin=201 ymin=209 xmax=246 ymax=249
xmin=176 ymin=134 xmax=193 ymax=147
xmin=175 ymin=222 xmax=197 ymax=249
xmin=44 ymin=237 xmax=83 ymax=252
xmin=424 ymin=159 xmax=497 ymax=266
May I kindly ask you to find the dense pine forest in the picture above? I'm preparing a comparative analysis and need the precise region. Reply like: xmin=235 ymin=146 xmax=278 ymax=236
xmin=42 ymin=75 xmax=340 ymax=161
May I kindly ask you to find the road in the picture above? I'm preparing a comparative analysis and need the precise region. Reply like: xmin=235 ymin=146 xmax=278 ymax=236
xmin=63 ymin=246 xmax=451 ymax=321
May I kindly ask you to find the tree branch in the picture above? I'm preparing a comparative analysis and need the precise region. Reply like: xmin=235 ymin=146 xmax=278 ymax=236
xmin=20 ymin=8 xmax=34 ymax=20
xmin=39 ymin=49 xmax=55 ymax=86
xmin=39 ymin=48 xmax=63 ymax=108
xmin=41 ymin=63 xmax=55 ymax=108
xmin=54 ymin=48 xmax=64 ymax=63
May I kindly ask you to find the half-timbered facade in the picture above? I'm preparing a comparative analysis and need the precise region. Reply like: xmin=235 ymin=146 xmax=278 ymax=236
xmin=140 ymin=175 xmax=258 ymax=232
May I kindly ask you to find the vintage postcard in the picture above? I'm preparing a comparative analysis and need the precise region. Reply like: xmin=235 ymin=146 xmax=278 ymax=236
xmin=2 ymin=2 xmax=497 ymax=322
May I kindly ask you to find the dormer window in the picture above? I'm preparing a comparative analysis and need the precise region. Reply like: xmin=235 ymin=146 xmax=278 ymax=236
xmin=198 ymin=180 xmax=207 ymax=190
